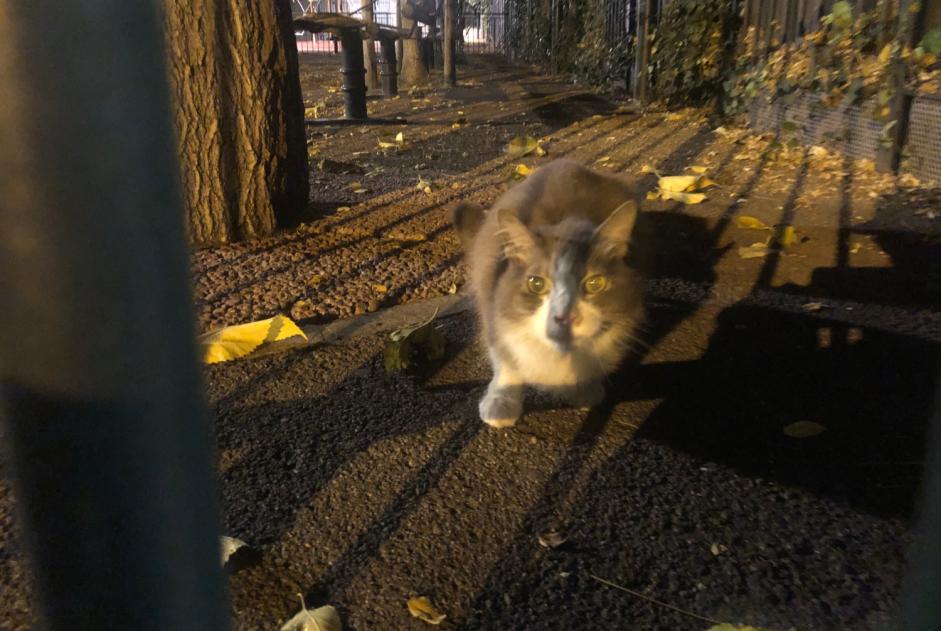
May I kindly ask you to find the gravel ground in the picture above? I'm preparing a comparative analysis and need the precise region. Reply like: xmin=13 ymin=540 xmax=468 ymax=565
xmin=2 ymin=56 xmax=940 ymax=631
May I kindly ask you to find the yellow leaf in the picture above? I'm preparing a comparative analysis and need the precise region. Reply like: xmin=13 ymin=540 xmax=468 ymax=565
xmin=697 ymin=177 xmax=718 ymax=189
xmin=737 ymin=242 xmax=771 ymax=259
xmin=373 ymin=284 xmax=388 ymax=293
xmin=771 ymin=225 xmax=798 ymax=248
xmin=734 ymin=215 xmax=771 ymax=230
xmin=407 ymin=596 xmax=446 ymax=625
xmin=688 ymin=165 xmax=708 ymax=174
xmin=395 ymin=131 xmax=405 ymax=143
xmin=200 ymin=315 xmax=307 ymax=364
xmin=597 ymin=156 xmax=611 ymax=163
xmin=307 ymin=274 xmax=324 ymax=286
xmin=661 ymin=190 xmax=706 ymax=204
xmin=514 ymin=163 xmax=534 ymax=177
xmin=646 ymin=190 xmax=661 ymax=200
xmin=505 ymin=135 xmax=542 ymax=158
xmin=783 ymin=421 xmax=826 ymax=438
xmin=304 ymin=107 xmax=319 ymax=118
xmin=658 ymin=175 xmax=702 ymax=193
xmin=378 ymin=140 xmax=397 ymax=149
xmin=878 ymin=43 xmax=893 ymax=64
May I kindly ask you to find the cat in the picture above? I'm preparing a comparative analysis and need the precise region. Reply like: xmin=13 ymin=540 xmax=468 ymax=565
xmin=452 ymin=159 xmax=645 ymax=428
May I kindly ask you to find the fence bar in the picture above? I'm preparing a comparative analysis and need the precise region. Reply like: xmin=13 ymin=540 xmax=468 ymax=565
xmin=0 ymin=3 xmax=229 ymax=630
xmin=899 ymin=376 xmax=941 ymax=629
xmin=632 ymin=0 xmax=651 ymax=104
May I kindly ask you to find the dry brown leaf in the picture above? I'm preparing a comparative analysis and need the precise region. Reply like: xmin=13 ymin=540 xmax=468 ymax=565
xmin=783 ymin=421 xmax=826 ymax=438
xmin=407 ymin=596 xmax=446 ymax=625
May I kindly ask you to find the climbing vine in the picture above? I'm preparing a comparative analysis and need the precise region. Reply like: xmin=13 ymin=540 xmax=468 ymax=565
xmin=650 ymin=0 xmax=742 ymax=106
xmin=723 ymin=1 xmax=941 ymax=118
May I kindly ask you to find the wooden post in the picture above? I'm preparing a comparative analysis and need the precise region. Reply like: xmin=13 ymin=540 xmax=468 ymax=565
xmin=363 ymin=1 xmax=381 ymax=90
xmin=632 ymin=0 xmax=651 ymax=104
xmin=444 ymin=0 xmax=456 ymax=86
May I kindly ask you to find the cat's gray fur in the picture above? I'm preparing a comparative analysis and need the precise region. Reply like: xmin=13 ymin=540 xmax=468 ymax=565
xmin=453 ymin=159 xmax=644 ymax=427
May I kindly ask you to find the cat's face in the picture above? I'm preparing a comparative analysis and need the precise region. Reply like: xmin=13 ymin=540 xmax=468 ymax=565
xmin=493 ymin=204 xmax=641 ymax=355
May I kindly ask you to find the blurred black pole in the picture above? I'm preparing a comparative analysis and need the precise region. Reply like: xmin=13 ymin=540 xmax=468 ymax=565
xmin=0 ymin=3 xmax=229 ymax=631
xmin=900 ymin=378 xmax=941 ymax=629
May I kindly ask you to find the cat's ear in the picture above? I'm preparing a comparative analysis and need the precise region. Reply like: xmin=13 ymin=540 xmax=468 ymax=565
xmin=496 ymin=209 xmax=537 ymax=262
xmin=594 ymin=200 xmax=638 ymax=258
xmin=452 ymin=201 xmax=485 ymax=250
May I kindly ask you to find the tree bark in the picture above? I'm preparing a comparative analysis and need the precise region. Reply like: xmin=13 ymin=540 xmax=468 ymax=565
xmin=362 ymin=2 xmax=381 ymax=90
xmin=444 ymin=0 xmax=457 ymax=85
xmin=163 ymin=0 xmax=309 ymax=247
xmin=400 ymin=0 xmax=430 ymax=87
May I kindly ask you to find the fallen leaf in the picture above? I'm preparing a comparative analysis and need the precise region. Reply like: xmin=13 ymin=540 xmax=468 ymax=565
xmin=307 ymin=145 xmax=319 ymax=157
xmin=335 ymin=206 xmax=351 ymax=214
xmin=783 ymin=421 xmax=827 ymax=438
xmin=220 ymin=536 xmax=248 ymax=565
xmin=384 ymin=308 xmax=444 ymax=373
xmin=416 ymin=176 xmax=434 ymax=194
xmin=281 ymin=594 xmax=342 ymax=631
xmin=802 ymin=302 xmax=827 ymax=312
xmin=661 ymin=190 xmax=707 ymax=204
xmin=505 ymin=134 xmax=544 ymax=159
xmin=809 ymin=145 xmax=829 ymax=158
xmin=770 ymin=225 xmax=798 ymax=248
xmin=448 ymin=282 xmax=458 ymax=294
xmin=596 ymin=155 xmax=611 ymax=163
xmin=735 ymin=216 xmax=771 ymax=230
xmin=898 ymin=173 xmax=921 ymax=188
xmin=200 ymin=315 xmax=307 ymax=364
xmin=658 ymin=175 xmax=702 ymax=192
xmin=407 ymin=596 xmax=446 ymax=625
xmin=514 ymin=163 xmax=534 ymax=178
xmin=395 ymin=131 xmax=405 ymax=143
xmin=688 ymin=165 xmax=709 ymax=174
xmin=349 ymin=182 xmax=368 ymax=194
xmin=850 ymin=243 xmax=862 ymax=254
xmin=710 ymin=543 xmax=728 ymax=556
xmin=373 ymin=284 xmax=388 ymax=293
xmin=537 ymin=530 xmax=567 ymax=548
xmin=737 ymin=243 xmax=771 ymax=259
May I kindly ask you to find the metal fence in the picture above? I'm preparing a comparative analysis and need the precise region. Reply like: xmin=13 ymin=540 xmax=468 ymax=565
xmin=293 ymin=8 xmax=510 ymax=56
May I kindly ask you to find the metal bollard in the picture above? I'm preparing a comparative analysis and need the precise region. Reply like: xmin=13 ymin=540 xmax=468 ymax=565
xmin=0 ymin=2 xmax=230 ymax=630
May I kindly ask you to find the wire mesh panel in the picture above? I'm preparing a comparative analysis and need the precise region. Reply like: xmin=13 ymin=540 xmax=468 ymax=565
xmin=904 ymin=95 xmax=941 ymax=185
xmin=749 ymin=92 xmax=885 ymax=162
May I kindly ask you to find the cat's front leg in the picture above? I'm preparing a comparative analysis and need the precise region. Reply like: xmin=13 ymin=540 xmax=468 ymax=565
xmin=568 ymin=380 xmax=605 ymax=410
xmin=479 ymin=357 xmax=523 ymax=428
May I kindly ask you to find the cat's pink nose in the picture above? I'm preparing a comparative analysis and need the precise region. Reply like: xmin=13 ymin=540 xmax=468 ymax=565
xmin=554 ymin=310 xmax=580 ymax=327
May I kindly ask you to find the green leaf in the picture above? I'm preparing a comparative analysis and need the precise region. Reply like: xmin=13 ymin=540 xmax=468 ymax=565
xmin=920 ymin=29 xmax=941 ymax=55
xmin=384 ymin=308 xmax=445 ymax=373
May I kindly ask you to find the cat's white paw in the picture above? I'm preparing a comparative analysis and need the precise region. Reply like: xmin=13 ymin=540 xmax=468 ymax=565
xmin=570 ymin=381 xmax=605 ymax=410
xmin=479 ymin=391 xmax=522 ymax=428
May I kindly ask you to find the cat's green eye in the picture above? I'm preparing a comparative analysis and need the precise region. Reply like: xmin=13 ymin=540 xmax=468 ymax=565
xmin=583 ymin=275 xmax=608 ymax=295
xmin=527 ymin=275 xmax=549 ymax=295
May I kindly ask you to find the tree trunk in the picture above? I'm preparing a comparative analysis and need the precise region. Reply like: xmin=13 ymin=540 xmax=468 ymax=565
xmin=362 ymin=2 xmax=381 ymax=90
xmin=444 ymin=0 xmax=457 ymax=85
xmin=400 ymin=0 xmax=430 ymax=87
xmin=163 ymin=0 xmax=309 ymax=247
